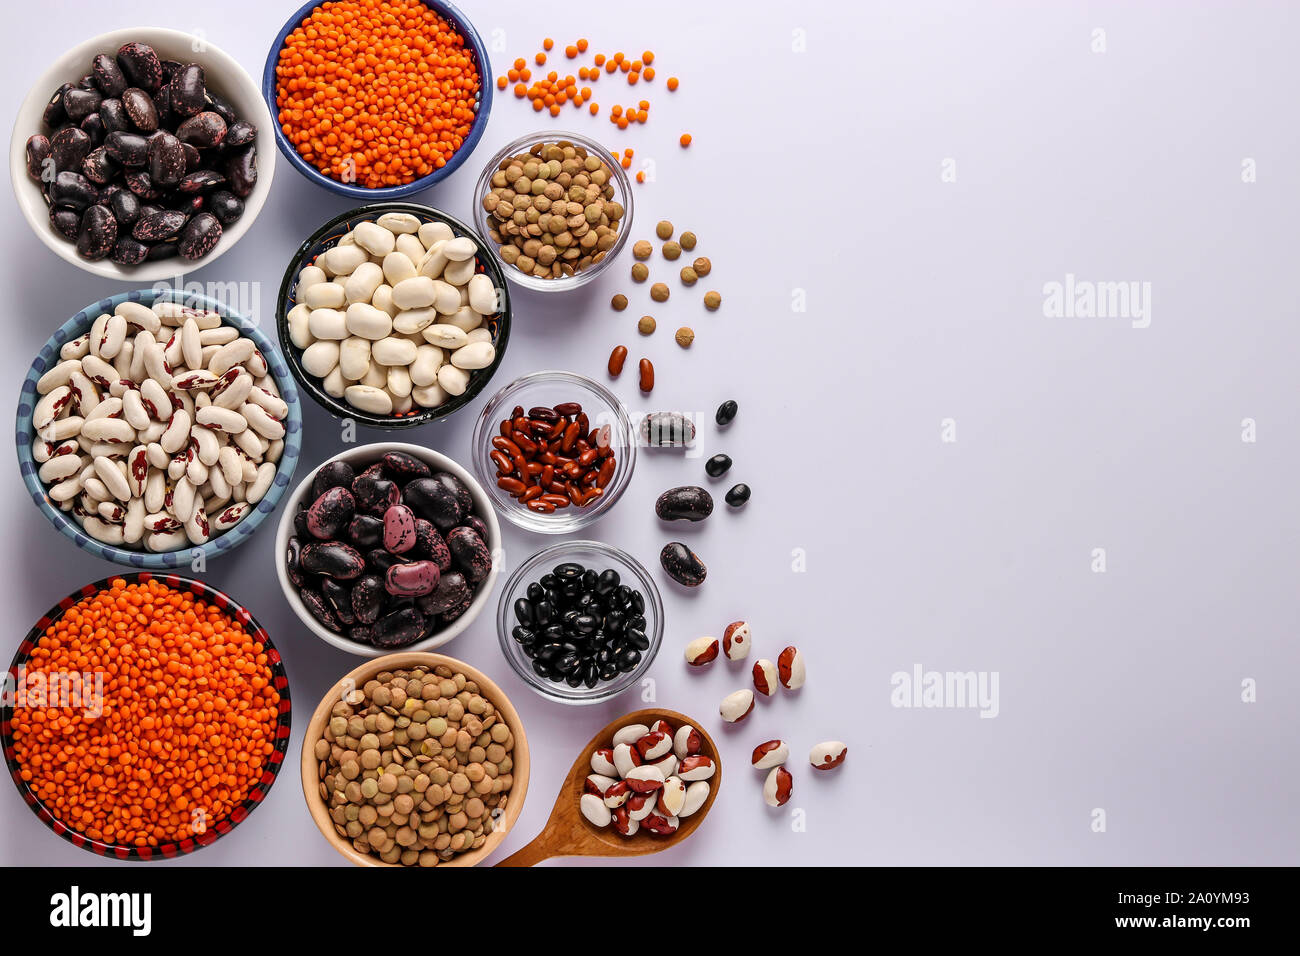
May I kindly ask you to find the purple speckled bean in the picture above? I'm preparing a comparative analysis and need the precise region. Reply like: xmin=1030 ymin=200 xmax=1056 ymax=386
xmin=384 ymin=559 xmax=440 ymax=598
xmin=306 ymin=486 xmax=355 ymax=539
xmin=383 ymin=504 xmax=417 ymax=553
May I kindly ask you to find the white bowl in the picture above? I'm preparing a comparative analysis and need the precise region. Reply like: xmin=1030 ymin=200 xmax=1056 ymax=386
xmin=10 ymin=27 xmax=275 ymax=281
xmin=275 ymin=442 xmax=502 ymax=658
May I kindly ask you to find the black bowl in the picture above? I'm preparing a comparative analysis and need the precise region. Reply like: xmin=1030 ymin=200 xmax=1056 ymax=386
xmin=275 ymin=202 xmax=512 ymax=429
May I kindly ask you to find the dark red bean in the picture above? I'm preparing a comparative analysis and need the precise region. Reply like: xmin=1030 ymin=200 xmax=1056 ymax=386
xmin=595 ymin=457 xmax=617 ymax=488
xmin=490 ymin=450 xmax=512 ymax=474
xmin=528 ymin=406 xmax=560 ymax=422
xmin=491 ymin=436 xmax=522 ymax=458
xmin=553 ymin=401 xmax=583 ymax=417
xmin=497 ymin=476 xmax=526 ymax=495
xmin=638 ymin=358 xmax=654 ymax=393
xmin=540 ymin=494 xmax=570 ymax=508
xmin=527 ymin=500 xmax=556 ymax=513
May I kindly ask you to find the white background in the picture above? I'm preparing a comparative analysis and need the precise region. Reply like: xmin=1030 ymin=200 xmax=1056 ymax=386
xmin=2 ymin=0 xmax=1298 ymax=866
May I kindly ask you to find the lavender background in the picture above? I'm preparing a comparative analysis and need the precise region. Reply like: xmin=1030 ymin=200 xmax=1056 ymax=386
xmin=2 ymin=0 xmax=1297 ymax=866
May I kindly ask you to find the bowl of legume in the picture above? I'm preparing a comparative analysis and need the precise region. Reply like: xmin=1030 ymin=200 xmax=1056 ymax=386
xmin=262 ymin=0 xmax=493 ymax=199
xmin=472 ymin=130 xmax=635 ymax=292
xmin=301 ymin=652 xmax=529 ymax=866
xmin=275 ymin=202 xmax=511 ymax=428
xmin=2 ymin=573 xmax=292 ymax=860
xmin=16 ymin=287 xmax=303 ymax=569
xmin=12 ymin=26 xmax=276 ymax=280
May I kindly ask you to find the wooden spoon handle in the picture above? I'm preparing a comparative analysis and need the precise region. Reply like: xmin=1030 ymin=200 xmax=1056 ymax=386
xmin=495 ymin=831 xmax=561 ymax=867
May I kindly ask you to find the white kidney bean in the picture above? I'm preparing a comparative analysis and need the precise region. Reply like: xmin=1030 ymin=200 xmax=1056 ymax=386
xmin=288 ymin=215 xmax=498 ymax=417
xmin=580 ymin=793 xmax=612 ymax=828
xmin=344 ymin=384 xmax=393 ymax=415
xmin=763 ymin=767 xmax=793 ymax=807
xmin=450 ymin=341 xmax=496 ymax=370
xmin=752 ymin=740 xmax=789 ymax=770
xmin=777 ymin=646 xmax=806 ymax=690
xmin=679 ymin=781 xmax=709 ymax=818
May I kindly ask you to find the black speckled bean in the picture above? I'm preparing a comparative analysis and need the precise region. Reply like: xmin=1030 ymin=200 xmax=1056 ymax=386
xmin=121 ymin=88 xmax=157 ymax=131
xmin=81 ymin=146 xmax=117 ymax=185
xmin=224 ymin=120 xmax=257 ymax=148
xmin=147 ymin=131 xmax=184 ymax=187
xmin=300 ymin=588 xmax=338 ymax=630
xmin=75 ymin=205 xmax=116 ymax=261
xmin=312 ymin=459 xmax=355 ymax=500
xmin=345 ymin=513 xmax=383 ymax=550
xmin=382 ymin=450 xmax=431 ymax=481
xmin=660 ymin=541 xmax=707 ymax=586
xmin=655 ymin=485 xmax=714 ymax=522
xmin=175 ymin=110 xmax=226 ymax=147
xmin=300 ymin=540 xmax=365 ymax=579
xmin=50 ymin=207 xmax=80 ymax=240
xmin=416 ymin=571 xmax=470 ymax=615
xmin=62 ymin=87 xmax=102 ymax=124
xmin=321 ymin=578 xmax=355 ymax=626
xmin=225 ymin=144 xmax=257 ymax=198
xmin=208 ymin=190 xmax=243 ymax=225
xmin=169 ymin=63 xmax=205 ymax=117
xmin=92 ymin=53 xmax=127 ymax=97
xmin=43 ymin=83 xmax=72 ymax=127
xmin=370 ymin=606 xmax=426 ymax=648
xmin=104 ymin=130 xmax=149 ymax=166
xmin=306 ymin=485 xmax=355 ymax=539
xmin=26 ymin=135 xmax=50 ymax=179
xmin=447 ymin=526 xmax=492 ymax=582
xmin=116 ymin=42 xmax=163 ymax=93
xmin=178 ymin=169 xmax=224 ymax=192
xmin=50 ymin=171 xmax=97 ymax=210
xmin=132 ymin=208 xmax=187 ymax=242
xmin=350 ymin=574 xmax=386 ymax=624
xmin=50 ymin=127 xmax=92 ymax=172
xmin=110 ymin=236 xmax=149 ymax=265
xmin=108 ymin=188 xmax=141 ymax=227
xmin=177 ymin=212 xmax=221 ymax=260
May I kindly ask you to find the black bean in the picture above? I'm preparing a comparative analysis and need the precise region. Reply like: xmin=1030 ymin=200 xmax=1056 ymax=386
xmin=145 ymin=241 xmax=177 ymax=261
xmin=124 ymin=170 xmax=161 ymax=199
xmin=370 ymin=606 xmax=426 ymax=648
xmin=345 ymin=513 xmax=384 ymax=549
xmin=402 ymin=476 xmax=465 ymax=531
xmin=300 ymin=540 xmax=365 ymax=579
xmin=725 ymin=483 xmax=751 ymax=508
xmin=177 ymin=211 xmax=221 ymax=260
xmin=704 ymin=453 xmax=732 ymax=478
xmin=43 ymin=83 xmax=72 ymax=127
xmin=204 ymin=90 xmax=238 ymax=125
xmin=655 ymin=485 xmax=714 ymax=522
xmin=177 ymin=169 xmax=224 ymax=192
xmin=300 ymin=588 xmax=339 ymax=630
xmin=660 ymin=541 xmax=707 ymax=587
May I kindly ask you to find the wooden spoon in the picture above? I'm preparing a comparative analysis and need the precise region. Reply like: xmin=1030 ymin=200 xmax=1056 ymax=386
xmin=496 ymin=708 xmax=720 ymax=866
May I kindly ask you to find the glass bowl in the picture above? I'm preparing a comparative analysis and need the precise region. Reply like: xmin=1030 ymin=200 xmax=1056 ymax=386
xmin=497 ymin=541 xmax=664 ymax=705
xmin=471 ymin=370 xmax=636 ymax=534
xmin=275 ymin=202 xmax=511 ymax=429
xmin=472 ymin=130 xmax=634 ymax=292
xmin=262 ymin=0 xmax=493 ymax=200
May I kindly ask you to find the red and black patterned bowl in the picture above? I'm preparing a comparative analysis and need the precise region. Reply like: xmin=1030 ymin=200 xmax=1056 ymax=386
xmin=1 ymin=572 xmax=292 ymax=861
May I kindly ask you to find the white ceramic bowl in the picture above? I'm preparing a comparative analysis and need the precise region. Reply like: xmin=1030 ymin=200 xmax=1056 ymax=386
xmin=10 ymin=27 xmax=275 ymax=281
xmin=275 ymin=442 xmax=502 ymax=658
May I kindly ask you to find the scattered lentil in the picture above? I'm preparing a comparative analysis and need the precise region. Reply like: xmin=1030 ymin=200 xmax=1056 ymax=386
xmin=633 ymin=239 xmax=653 ymax=259
xmin=703 ymin=290 xmax=721 ymax=310
xmin=680 ymin=266 xmax=698 ymax=285
xmin=655 ymin=220 xmax=674 ymax=240
xmin=679 ymin=231 xmax=697 ymax=251
xmin=611 ymin=293 xmax=628 ymax=311
xmin=662 ymin=241 xmax=681 ymax=261
xmin=638 ymin=315 xmax=657 ymax=335
xmin=650 ymin=282 xmax=670 ymax=302
xmin=631 ymin=262 xmax=649 ymax=282
xmin=692 ymin=256 xmax=712 ymax=276
xmin=675 ymin=327 xmax=695 ymax=348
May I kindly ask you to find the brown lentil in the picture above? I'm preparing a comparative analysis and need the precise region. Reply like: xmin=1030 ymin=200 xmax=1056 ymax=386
xmin=703 ymin=290 xmax=721 ymax=310
xmin=317 ymin=664 xmax=514 ymax=866
xmin=650 ymin=282 xmax=669 ymax=302
xmin=631 ymin=262 xmax=649 ymax=282
xmin=655 ymin=220 xmax=673 ymax=240
xmin=633 ymin=239 xmax=653 ymax=259
xmin=692 ymin=256 xmax=711 ymax=276
xmin=680 ymin=266 xmax=698 ymax=285
xmin=662 ymin=240 xmax=681 ymax=261
xmin=638 ymin=315 xmax=657 ymax=335
xmin=675 ymin=327 xmax=695 ymax=348
xmin=482 ymin=139 xmax=625 ymax=280
xmin=611 ymin=293 xmax=628 ymax=311
xmin=679 ymin=231 xmax=697 ymax=251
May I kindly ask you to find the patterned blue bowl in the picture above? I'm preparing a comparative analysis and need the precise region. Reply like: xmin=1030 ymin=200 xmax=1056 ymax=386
xmin=14 ymin=288 xmax=302 ymax=569
xmin=261 ymin=0 xmax=493 ymax=200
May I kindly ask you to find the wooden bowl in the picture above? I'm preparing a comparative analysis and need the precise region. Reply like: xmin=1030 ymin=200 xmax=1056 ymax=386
xmin=497 ymin=708 xmax=720 ymax=865
xmin=300 ymin=652 xmax=529 ymax=867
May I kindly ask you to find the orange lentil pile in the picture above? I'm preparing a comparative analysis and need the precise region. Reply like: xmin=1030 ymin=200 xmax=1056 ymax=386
xmin=498 ymin=41 xmax=686 ymax=152
xmin=275 ymin=0 xmax=482 ymax=188
xmin=10 ymin=578 xmax=282 ymax=848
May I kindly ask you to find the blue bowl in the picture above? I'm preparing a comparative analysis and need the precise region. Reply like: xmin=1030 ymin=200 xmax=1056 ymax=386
xmin=261 ymin=0 xmax=494 ymax=200
xmin=15 ymin=288 xmax=303 ymax=569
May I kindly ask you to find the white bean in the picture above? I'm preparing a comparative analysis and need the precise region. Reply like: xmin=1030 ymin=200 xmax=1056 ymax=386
xmin=339 ymin=337 xmax=371 ymax=381
xmin=354 ymin=220 xmax=397 ymax=256
xmin=436 ymin=364 xmax=470 ymax=396
xmin=302 ymin=341 xmax=341 ymax=377
xmin=344 ymin=302 xmax=392 ymax=340
xmin=377 ymin=212 xmax=421 ymax=234
xmin=371 ymin=337 xmax=418 ymax=367
xmin=344 ymin=384 xmax=393 ymax=415
xmin=345 ymin=261 xmax=384 ymax=304
xmin=451 ymin=341 xmax=495 ymax=370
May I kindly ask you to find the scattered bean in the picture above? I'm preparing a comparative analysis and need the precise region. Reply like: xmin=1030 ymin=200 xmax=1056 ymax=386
xmin=725 ymin=483 xmax=751 ymax=508
xmin=719 ymin=689 xmax=754 ymax=723
xmin=752 ymin=659 xmax=778 ymax=696
xmin=684 ymin=636 xmax=719 ymax=666
xmin=809 ymin=741 xmax=848 ymax=770
xmin=763 ymin=766 xmax=793 ymax=807
xmin=674 ymin=326 xmax=694 ymax=348
xmin=752 ymin=740 xmax=789 ymax=770
xmin=662 ymin=240 xmax=681 ymax=261
xmin=680 ymin=266 xmax=698 ymax=285
xmin=692 ymin=256 xmax=711 ymax=276
xmin=715 ymin=399 xmax=737 ymax=426
xmin=638 ymin=358 xmax=654 ymax=393
xmin=660 ymin=541 xmax=706 ymax=587
xmin=723 ymin=621 xmax=751 ymax=660
xmin=607 ymin=345 xmax=628 ymax=376
xmin=705 ymin=453 xmax=732 ymax=477
xmin=777 ymin=645 xmax=806 ymax=690
xmin=655 ymin=486 xmax=713 ymax=522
